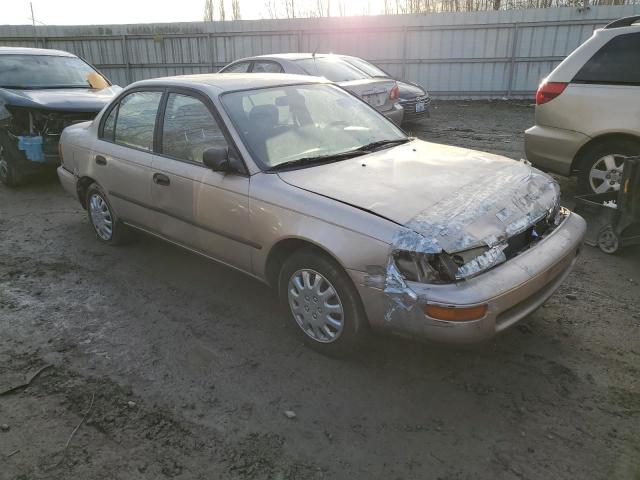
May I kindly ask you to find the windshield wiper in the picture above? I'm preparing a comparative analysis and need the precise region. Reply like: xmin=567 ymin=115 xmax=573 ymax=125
xmin=268 ymin=149 xmax=368 ymax=171
xmin=355 ymin=138 xmax=411 ymax=152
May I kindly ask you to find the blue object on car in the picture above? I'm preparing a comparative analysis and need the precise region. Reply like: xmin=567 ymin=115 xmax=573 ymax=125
xmin=17 ymin=136 xmax=45 ymax=162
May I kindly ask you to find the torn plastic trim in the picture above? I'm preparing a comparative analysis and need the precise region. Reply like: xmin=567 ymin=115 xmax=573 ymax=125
xmin=371 ymin=162 xmax=562 ymax=322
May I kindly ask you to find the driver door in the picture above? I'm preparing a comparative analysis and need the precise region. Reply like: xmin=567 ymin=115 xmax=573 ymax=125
xmin=150 ymin=90 xmax=252 ymax=272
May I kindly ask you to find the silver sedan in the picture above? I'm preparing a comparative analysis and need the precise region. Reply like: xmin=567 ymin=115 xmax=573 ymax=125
xmin=58 ymin=73 xmax=586 ymax=356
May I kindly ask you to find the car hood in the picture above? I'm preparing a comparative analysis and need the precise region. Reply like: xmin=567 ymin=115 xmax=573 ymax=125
xmin=0 ymin=85 xmax=121 ymax=112
xmin=277 ymin=139 xmax=560 ymax=254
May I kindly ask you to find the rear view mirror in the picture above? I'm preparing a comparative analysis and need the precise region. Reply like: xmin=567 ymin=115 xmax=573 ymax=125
xmin=203 ymin=147 xmax=230 ymax=172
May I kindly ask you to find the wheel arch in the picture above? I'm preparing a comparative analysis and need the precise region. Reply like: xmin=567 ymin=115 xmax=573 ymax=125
xmin=571 ymin=132 xmax=640 ymax=174
xmin=77 ymin=175 xmax=98 ymax=209
xmin=263 ymin=236 xmax=350 ymax=289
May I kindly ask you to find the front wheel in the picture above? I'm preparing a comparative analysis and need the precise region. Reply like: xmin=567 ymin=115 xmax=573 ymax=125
xmin=85 ymin=183 xmax=130 ymax=245
xmin=278 ymin=248 xmax=368 ymax=357
xmin=0 ymin=144 xmax=24 ymax=187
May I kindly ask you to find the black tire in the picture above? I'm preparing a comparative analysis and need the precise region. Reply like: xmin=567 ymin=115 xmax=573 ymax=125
xmin=278 ymin=248 xmax=368 ymax=357
xmin=577 ymin=138 xmax=640 ymax=194
xmin=85 ymin=183 xmax=130 ymax=245
xmin=0 ymin=142 xmax=25 ymax=187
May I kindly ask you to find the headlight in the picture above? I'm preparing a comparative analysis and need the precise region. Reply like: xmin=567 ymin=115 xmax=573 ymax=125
xmin=393 ymin=244 xmax=507 ymax=284
xmin=393 ymin=251 xmax=458 ymax=284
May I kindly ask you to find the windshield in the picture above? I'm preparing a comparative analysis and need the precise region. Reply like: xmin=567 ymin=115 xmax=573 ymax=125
xmin=221 ymin=83 xmax=407 ymax=170
xmin=295 ymin=57 xmax=368 ymax=82
xmin=342 ymin=57 xmax=390 ymax=78
xmin=0 ymin=54 xmax=108 ymax=89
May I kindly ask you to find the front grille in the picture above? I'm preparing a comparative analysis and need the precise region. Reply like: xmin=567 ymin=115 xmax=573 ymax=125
xmin=401 ymin=95 xmax=430 ymax=117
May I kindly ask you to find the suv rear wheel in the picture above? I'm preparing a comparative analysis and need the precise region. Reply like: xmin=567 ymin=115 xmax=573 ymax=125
xmin=577 ymin=138 xmax=640 ymax=194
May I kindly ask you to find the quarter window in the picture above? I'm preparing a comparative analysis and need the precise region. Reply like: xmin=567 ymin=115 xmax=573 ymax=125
xmin=112 ymin=91 xmax=162 ymax=151
xmin=161 ymin=93 xmax=228 ymax=163
xmin=222 ymin=61 xmax=251 ymax=73
xmin=573 ymin=33 xmax=640 ymax=85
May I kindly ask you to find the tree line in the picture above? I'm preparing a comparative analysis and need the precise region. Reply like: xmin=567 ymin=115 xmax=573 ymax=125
xmin=204 ymin=0 xmax=638 ymax=20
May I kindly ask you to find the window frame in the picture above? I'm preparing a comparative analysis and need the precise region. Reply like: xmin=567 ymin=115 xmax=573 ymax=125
xmin=155 ymin=86 xmax=248 ymax=175
xmin=98 ymin=86 xmax=167 ymax=155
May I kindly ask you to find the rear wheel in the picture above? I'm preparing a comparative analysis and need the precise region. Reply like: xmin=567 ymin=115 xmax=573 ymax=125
xmin=85 ymin=183 xmax=130 ymax=245
xmin=278 ymin=248 xmax=368 ymax=357
xmin=577 ymin=139 xmax=640 ymax=194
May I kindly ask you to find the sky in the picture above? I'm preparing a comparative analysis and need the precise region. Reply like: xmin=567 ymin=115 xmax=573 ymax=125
xmin=4 ymin=0 xmax=387 ymax=25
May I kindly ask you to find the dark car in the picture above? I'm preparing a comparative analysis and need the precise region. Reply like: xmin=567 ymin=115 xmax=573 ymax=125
xmin=338 ymin=55 xmax=431 ymax=124
xmin=0 ymin=47 xmax=120 ymax=186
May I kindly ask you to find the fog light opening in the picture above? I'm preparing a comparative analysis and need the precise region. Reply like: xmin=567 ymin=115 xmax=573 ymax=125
xmin=424 ymin=304 xmax=488 ymax=321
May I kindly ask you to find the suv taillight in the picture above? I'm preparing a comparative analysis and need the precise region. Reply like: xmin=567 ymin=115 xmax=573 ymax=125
xmin=535 ymin=81 xmax=567 ymax=105
xmin=389 ymin=84 xmax=400 ymax=100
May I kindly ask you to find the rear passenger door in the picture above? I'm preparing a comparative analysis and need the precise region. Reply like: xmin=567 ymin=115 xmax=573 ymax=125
xmin=94 ymin=89 xmax=163 ymax=226
xmin=150 ymin=89 xmax=252 ymax=272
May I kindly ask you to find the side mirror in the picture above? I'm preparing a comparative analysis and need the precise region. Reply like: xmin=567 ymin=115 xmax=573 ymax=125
xmin=203 ymin=147 xmax=230 ymax=172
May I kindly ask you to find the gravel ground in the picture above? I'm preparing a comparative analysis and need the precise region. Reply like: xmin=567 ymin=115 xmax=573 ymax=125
xmin=1 ymin=101 xmax=639 ymax=480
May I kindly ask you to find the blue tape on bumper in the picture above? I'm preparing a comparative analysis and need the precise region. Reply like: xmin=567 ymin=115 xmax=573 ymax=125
xmin=17 ymin=136 xmax=45 ymax=162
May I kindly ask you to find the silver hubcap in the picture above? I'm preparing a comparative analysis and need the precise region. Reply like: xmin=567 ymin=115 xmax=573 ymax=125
xmin=287 ymin=269 xmax=344 ymax=343
xmin=89 ymin=193 xmax=113 ymax=240
xmin=590 ymin=154 xmax=624 ymax=193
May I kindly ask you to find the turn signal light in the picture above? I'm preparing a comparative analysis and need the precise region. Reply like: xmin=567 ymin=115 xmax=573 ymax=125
xmin=425 ymin=304 xmax=488 ymax=322
xmin=535 ymin=81 xmax=567 ymax=105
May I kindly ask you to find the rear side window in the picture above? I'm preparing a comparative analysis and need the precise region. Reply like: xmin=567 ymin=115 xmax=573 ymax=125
xmin=161 ymin=93 xmax=228 ymax=163
xmin=573 ymin=32 xmax=640 ymax=85
xmin=253 ymin=61 xmax=283 ymax=73
xmin=295 ymin=57 xmax=367 ymax=82
xmin=222 ymin=62 xmax=251 ymax=73
xmin=112 ymin=91 xmax=163 ymax=151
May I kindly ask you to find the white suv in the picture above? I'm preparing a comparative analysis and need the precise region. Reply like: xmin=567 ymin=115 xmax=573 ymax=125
xmin=525 ymin=15 xmax=640 ymax=194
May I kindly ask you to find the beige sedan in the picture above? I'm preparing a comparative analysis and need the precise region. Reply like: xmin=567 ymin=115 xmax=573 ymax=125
xmin=58 ymin=73 xmax=586 ymax=356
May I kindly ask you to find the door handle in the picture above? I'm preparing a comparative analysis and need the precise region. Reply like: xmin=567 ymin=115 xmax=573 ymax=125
xmin=153 ymin=173 xmax=170 ymax=186
xmin=95 ymin=155 xmax=107 ymax=166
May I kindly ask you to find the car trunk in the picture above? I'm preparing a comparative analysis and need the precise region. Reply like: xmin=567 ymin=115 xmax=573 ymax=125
xmin=338 ymin=78 xmax=396 ymax=112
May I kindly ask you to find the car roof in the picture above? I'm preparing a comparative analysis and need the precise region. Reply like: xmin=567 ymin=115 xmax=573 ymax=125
xmin=244 ymin=53 xmax=340 ymax=61
xmin=131 ymin=73 xmax=330 ymax=92
xmin=0 ymin=46 xmax=76 ymax=57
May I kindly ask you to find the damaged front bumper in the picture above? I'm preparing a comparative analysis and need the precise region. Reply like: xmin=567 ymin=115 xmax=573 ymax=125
xmin=351 ymin=211 xmax=586 ymax=343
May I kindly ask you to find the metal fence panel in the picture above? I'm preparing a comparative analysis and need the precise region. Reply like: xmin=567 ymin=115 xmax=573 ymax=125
xmin=1 ymin=5 xmax=639 ymax=99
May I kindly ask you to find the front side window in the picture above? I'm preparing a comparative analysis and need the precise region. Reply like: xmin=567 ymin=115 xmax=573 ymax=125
xmin=253 ymin=61 xmax=283 ymax=73
xmin=221 ymin=62 xmax=251 ymax=73
xmin=0 ymin=54 xmax=108 ymax=89
xmin=295 ymin=57 xmax=368 ymax=82
xmin=112 ymin=91 xmax=162 ymax=151
xmin=161 ymin=93 xmax=228 ymax=163
xmin=573 ymin=33 xmax=640 ymax=85
xmin=221 ymin=83 xmax=406 ymax=169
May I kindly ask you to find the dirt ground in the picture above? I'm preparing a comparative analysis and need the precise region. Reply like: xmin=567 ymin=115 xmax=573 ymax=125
xmin=1 ymin=101 xmax=639 ymax=480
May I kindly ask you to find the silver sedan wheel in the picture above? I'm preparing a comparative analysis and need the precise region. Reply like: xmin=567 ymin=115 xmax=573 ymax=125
xmin=287 ymin=269 xmax=344 ymax=343
xmin=589 ymin=154 xmax=624 ymax=193
xmin=89 ymin=193 xmax=113 ymax=241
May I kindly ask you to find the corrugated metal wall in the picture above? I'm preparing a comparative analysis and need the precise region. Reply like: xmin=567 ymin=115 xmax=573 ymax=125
xmin=1 ymin=5 xmax=638 ymax=98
